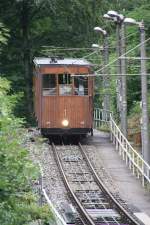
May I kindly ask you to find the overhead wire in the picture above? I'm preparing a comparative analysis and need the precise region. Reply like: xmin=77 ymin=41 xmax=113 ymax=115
xmin=95 ymin=36 xmax=150 ymax=74
xmin=42 ymin=29 xmax=150 ymax=82
xmin=71 ymin=74 xmax=150 ymax=77
xmin=41 ymin=30 xmax=139 ymax=52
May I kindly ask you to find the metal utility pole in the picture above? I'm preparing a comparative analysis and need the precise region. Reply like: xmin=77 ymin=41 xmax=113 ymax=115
xmin=120 ymin=22 xmax=127 ymax=137
xmin=103 ymin=33 xmax=110 ymax=112
xmin=116 ymin=18 xmax=127 ymax=137
xmin=140 ymin=21 xmax=150 ymax=164
xmin=93 ymin=27 xmax=110 ymax=112
xmin=116 ymin=23 xmax=122 ymax=114
xmin=103 ymin=11 xmax=128 ymax=137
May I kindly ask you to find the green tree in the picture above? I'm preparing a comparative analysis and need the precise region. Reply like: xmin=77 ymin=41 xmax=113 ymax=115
xmin=0 ymin=0 xmax=57 ymax=121
xmin=0 ymin=21 xmax=53 ymax=225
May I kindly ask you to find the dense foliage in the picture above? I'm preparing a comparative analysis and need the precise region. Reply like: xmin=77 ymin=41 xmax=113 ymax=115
xmin=0 ymin=21 xmax=53 ymax=225
xmin=0 ymin=77 xmax=54 ymax=224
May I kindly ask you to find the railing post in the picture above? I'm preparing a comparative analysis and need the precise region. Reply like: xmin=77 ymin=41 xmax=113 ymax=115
xmin=132 ymin=152 xmax=135 ymax=175
xmin=142 ymin=162 xmax=145 ymax=187
xmin=116 ymin=129 xmax=118 ymax=150
xmin=119 ymin=132 xmax=122 ymax=155
xmin=113 ymin=122 xmax=116 ymax=145
xmin=129 ymin=152 xmax=132 ymax=170
xmin=99 ymin=109 xmax=101 ymax=127
xmin=125 ymin=144 xmax=128 ymax=165
xmin=137 ymin=157 xmax=140 ymax=179
xmin=110 ymin=118 xmax=113 ymax=141
xmin=122 ymin=138 xmax=126 ymax=161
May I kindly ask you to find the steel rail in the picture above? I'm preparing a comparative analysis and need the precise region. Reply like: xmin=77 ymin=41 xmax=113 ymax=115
xmin=78 ymin=143 xmax=141 ymax=225
xmin=51 ymin=143 xmax=95 ymax=225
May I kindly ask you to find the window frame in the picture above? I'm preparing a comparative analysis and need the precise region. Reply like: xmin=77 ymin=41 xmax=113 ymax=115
xmin=42 ymin=74 xmax=57 ymax=96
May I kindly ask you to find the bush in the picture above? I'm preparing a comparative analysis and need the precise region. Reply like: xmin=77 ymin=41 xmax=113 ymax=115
xmin=0 ymin=77 xmax=53 ymax=225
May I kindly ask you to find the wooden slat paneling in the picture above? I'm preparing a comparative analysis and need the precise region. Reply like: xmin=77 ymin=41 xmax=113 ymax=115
xmin=39 ymin=66 xmax=90 ymax=75
xmin=41 ymin=96 xmax=92 ymax=129
xmin=33 ymin=65 xmax=94 ymax=130
xmin=34 ymin=71 xmax=42 ymax=127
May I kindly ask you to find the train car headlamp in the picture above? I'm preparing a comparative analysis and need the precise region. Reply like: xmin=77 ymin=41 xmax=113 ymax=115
xmin=62 ymin=119 xmax=69 ymax=127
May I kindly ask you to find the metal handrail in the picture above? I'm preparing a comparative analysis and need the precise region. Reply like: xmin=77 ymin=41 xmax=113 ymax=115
xmin=94 ymin=108 xmax=150 ymax=187
xmin=42 ymin=188 xmax=67 ymax=225
xmin=94 ymin=108 xmax=113 ymax=121
xmin=110 ymin=114 xmax=150 ymax=187
xmin=93 ymin=108 xmax=112 ymax=129
xmin=38 ymin=163 xmax=67 ymax=225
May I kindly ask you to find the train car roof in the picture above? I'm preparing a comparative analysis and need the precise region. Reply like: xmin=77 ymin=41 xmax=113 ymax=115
xmin=33 ymin=57 xmax=92 ymax=66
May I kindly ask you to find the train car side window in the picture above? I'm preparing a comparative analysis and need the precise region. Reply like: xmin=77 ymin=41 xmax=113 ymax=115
xmin=74 ymin=76 xmax=88 ymax=96
xmin=58 ymin=74 xmax=72 ymax=95
xmin=42 ymin=74 xmax=56 ymax=96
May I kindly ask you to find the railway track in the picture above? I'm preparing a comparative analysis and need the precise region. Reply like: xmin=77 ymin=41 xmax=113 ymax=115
xmin=51 ymin=142 xmax=141 ymax=225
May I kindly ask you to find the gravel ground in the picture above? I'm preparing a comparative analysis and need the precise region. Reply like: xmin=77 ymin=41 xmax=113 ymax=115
xmin=25 ymin=129 xmax=73 ymax=218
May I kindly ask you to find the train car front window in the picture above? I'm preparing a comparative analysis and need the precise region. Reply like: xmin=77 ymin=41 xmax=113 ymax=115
xmin=42 ymin=74 xmax=56 ymax=96
xmin=58 ymin=74 xmax=72 ymax=96
xmin=74 ymin=76 xmax=88 ymax=96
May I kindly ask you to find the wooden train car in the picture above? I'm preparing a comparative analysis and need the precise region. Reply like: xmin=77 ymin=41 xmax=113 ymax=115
xmin=33 ymin=57 xmax=94 ymax=136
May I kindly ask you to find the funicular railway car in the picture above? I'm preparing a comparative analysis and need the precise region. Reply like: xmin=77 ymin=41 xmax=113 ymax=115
xmin=33 ymin=57 xmax=94 ymax=136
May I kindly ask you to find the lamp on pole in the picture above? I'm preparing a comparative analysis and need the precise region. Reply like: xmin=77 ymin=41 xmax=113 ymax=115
xmin=104 ymin=13 xmax=122 ymax=114
xmin=104 ymin=10 xmax=127 ymax=137
xmin=92 ymin=43 xmax=101 ymax=48
xmin=93 ymin=27 xmax=110 ymax=112
xmin=119 ymin=17 xmax=149 ymax=164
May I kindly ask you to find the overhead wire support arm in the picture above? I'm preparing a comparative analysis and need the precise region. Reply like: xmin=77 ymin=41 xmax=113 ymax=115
xmin=95 ymin=36 xmax=150 ymax=74
xmin=120 ymin=57 xmax=150 ymax=60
